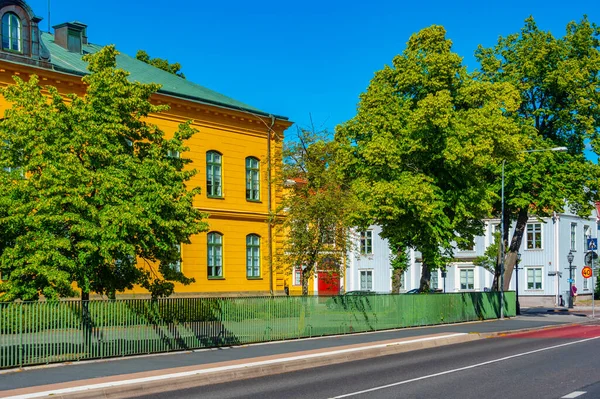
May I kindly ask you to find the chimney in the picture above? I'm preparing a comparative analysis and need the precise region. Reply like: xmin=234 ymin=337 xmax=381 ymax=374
xmin=53 ymin=22 xmax=87 ymax=53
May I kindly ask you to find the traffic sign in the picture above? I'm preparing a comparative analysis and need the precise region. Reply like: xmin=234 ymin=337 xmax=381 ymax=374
xmin=588 ymin=238 xmax=598 ymax=251
xmin=568 ymin=278 xmax=574 ymax=283
xmin=582 ymin=266 xmax=593 ymax=279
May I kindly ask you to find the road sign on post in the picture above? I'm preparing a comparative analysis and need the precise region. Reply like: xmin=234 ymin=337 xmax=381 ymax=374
xmin=588 ymin=238 xmax=598 ymax=251
xmin=582 ymin=266 xmax=592 ymax=279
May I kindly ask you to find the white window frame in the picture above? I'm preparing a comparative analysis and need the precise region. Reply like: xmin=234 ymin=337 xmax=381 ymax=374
xmin=359 ymin=269 xmax=373 ymax=291
xmin=526 ymin=223 xmax=543 ymax=250
xmin=430 ymin=270 xmax=439 ymax=289
xmin=460 ymin=269 xmax=474 ymax=290
xmin=2 ymin=12 xmax=21 ymax=52
xmin=293 ymin=266 xmax=302 ymax=286
xmin=360 ymin=230 xmax=373 ymax=254
xmin=526 ymin=267 xmax=543 ymax=290
xmin=570 ymin=223 xmax=577 ymax=251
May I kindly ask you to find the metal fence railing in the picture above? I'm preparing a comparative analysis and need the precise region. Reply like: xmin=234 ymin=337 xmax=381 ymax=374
xmin=0 ymin=292 xmax=515 ymax=369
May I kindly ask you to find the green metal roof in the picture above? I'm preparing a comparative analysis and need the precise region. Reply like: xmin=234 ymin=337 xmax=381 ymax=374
xmin=39 ymin=32 xmax=287 ymax=120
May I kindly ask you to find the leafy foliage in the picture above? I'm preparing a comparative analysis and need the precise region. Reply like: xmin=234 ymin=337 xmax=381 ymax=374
xmin=475 ymin=17 xmax=600 ymax=288
xmin=335 ymin=26 xmax=525 ymax=290
xmin=277 ymin=126 xmax=357 ymax=295
xmin=0 ymin=46 xmax=208 ymax=301
xmin=136 ymin=50 xmax=186 ymax=79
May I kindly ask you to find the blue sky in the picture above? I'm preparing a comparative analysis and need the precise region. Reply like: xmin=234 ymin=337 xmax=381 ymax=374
xmin=26 ymin=0 xmax=600 ymax=138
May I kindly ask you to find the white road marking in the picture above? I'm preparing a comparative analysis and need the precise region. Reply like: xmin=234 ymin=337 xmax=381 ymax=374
xmin=1 ymin=333 xmax=467 ymax=399
xmin=330 ymin=336 xmax=600 ymax=398
xmin=562 ymin=392 xmax=587 ymax=398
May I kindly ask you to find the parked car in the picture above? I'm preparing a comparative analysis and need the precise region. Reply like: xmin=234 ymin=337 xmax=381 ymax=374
xmin=326 ymin=290 xmax=378 ymax=309
xmin=405 ymin=288 xmax=443 ymax=294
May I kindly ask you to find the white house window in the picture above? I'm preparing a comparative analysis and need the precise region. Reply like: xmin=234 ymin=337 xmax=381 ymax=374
xmin=526 ymin=267 xmax=542 ymax=290
xmin=460 ymin=269 xmax=474 ymax=290
xmin=360 ymin=230 xmax=373 ymax=254
xmin=584 ymin=277 xmax=589 ymax=290
xmin=431 ymin=271 xmax=438 ymax=289
xmin=2 ymin=12 xmax=21 ymax=52
xmin=360 ymin=270 xmax=373 ymax=291
xmin=246 ymin=234 xmax=260 ymax=278
xmin=571 ymin=223 xmax=577 ymax=251
xmin=526 ymin=223 xmax=542 ymax=249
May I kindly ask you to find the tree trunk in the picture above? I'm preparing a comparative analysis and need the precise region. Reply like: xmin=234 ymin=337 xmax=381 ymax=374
xmin=81 ymin=290 xmax=92 ymax=347
xmin=419 ymin=263 xmax=431 ymax=291
xmin=502 ymin=208 xmax=528 ymax=290
xmin=392 ymin=269 xmax=403 ymax=293
xmin=301 ymin=270 xmax=309 ymax=296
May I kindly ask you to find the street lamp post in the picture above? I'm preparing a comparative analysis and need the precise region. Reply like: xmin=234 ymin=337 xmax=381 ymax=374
xmin=499 ymin=146 xmax=567 ymax=320
xmin=567 ymin=250 xmax=575 ymax=309
xmin=515 ymin=252 xmax=521 ymax=315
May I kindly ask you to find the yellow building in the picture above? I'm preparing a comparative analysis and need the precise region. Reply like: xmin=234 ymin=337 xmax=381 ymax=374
xmin=0 ymin=0 xmax=292 ymax=296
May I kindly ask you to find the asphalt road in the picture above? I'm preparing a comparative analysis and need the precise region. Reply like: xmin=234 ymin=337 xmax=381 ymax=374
xmin=143 ymin=322 xmax=600 ymax=399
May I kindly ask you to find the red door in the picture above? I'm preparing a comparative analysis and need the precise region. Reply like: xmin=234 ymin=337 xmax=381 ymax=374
xmin=318 ymin=272 xmax=340 ymax=296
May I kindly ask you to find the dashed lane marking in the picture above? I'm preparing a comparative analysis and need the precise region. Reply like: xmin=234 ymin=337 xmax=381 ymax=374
xmin=562 ymin=392 xmax=586 ymax=398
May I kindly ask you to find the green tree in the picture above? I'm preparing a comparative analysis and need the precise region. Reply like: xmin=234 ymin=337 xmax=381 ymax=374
xmin=136 ymin=50 xmax=186 ymax=79
xmin=335 ymin=26 xmax=525 ymax=290
xmin=0 ymin=45 xmax=208 ymax=301
xmin=277 ymin=126 xmax=357 ymax=296
xmin=475 ymin=17 xmax=600 ymax=289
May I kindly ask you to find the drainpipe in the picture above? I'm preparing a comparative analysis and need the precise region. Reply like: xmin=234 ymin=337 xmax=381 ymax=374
xmin=267 ymin=115 xmax=275 ymax=296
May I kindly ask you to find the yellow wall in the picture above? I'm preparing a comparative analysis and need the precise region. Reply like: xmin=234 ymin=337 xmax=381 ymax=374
xmin=0 ymin=60 xmax=292 ymax=297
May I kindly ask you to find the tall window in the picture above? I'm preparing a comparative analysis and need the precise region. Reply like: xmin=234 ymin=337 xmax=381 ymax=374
xmin=431 ymin=271 xmax=438 ymax=289
xmin=206 ymin=151 xmax=222 ymax=197
xmin=293 ymin=266 xmax=302 ymax=286
xmin=207 ymin=232 xmax=223 ymax=278
xmin=571 ymin=223 xmax=577 ymax=251
xmin=2 ymin=13 xmax=21 ymax=52
xmin=360 ymin=270 xmax=373 ymax=291
xmin=246 ymin=157 xmax=260 ymax=201
xmin=460 ymin=269 xmax=474 ymax=290
xmin=246 ymin=234 xmax=260 ymax=278
xmin=584 ymin=276 xmax=589 ymax=290
xmin=526 ymin=223 xmax=542 ymax=249
xmin=360 ymin=231 xmax=373 ymax=254
xmin=526 ymin=267 xmax=542 ymax=290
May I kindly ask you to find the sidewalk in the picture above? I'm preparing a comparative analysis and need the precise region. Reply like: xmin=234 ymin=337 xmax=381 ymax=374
xmin=0 ymin=311 xmax=593 ymax=399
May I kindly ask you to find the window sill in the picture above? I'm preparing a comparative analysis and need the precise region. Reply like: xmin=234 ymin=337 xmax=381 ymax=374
xmin=208 ymin=277 xmax=225 ymax=280
xmin=525 ymin=248 xmax=543 ymax=251
xmin=524 ymin=289 xmax=543 ymax=292
xmin=246 ymin=199 xmax=262 ymax=203
xmin=246 ymin=277 xmax=263 ymax=280
xmin=207 ymin=196 xmax=225 ymax=200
